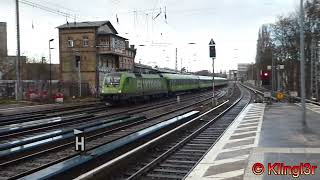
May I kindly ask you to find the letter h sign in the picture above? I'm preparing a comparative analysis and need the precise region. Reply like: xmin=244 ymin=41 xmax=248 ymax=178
xmin=74 ymin=129 xmax=85 ymax=152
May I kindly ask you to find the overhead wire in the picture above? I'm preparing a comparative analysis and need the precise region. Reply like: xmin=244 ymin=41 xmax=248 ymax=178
xmin=18 ymin=0 xmax=106 ymax=27
xmin=19 ymin=0 xmax=75 ymax=19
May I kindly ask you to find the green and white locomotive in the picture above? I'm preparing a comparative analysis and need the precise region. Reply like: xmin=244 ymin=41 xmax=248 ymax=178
xmin=100 ymin=72 xmax=228 ymax=102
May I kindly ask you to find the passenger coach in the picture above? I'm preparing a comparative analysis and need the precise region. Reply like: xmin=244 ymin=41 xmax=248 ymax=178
xmin=100 ymin=72 xmax=228 ymax=102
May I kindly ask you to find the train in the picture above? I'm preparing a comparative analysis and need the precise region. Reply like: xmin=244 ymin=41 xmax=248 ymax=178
xmin=100 ymin=72 xmax=228 ymax=102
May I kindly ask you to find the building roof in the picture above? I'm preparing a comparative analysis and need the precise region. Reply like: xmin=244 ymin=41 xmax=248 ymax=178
xmin=57 ymin=20 xmax=118 ymax=34
xmin=154 ymin=67 xmax=178 ymax=74
xmin=134 ymin=63 xmax=153 ymax=69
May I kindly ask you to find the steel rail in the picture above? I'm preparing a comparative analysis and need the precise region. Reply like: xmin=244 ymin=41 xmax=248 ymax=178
xmin=0 ymin=89 xmax=228 ymax=179
xmin=126 ymin=85 xmax=251 ymax=179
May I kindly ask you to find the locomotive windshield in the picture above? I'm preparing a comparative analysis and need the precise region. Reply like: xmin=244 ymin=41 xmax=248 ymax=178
xmin=104 ymin=73 xmax=121 ymax=86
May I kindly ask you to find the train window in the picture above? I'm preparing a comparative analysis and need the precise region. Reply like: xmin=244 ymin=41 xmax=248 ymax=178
xmin=105 ymin=73 xmax=121 ymax=86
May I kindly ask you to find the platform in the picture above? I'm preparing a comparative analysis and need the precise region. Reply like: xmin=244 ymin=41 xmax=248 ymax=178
xmin=186 ymin=103 xmax=320 ymax=180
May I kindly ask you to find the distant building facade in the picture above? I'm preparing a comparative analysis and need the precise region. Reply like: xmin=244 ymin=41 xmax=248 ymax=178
xmin=237 ymin=63 xmax=249 ymax=81
xmin=0 ymin=22 xmax=27 ymax=80
xmin=0 ymin=22 xmax=7 ymax=56
xmin=228 ymin=70 xmax=237 ymax=80
xmin=57 ymin=21 xmax=136 ymax=94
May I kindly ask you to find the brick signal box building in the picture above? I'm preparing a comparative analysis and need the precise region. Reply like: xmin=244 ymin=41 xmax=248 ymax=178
xmin=57 ymin=21 xmax=136 ymax=95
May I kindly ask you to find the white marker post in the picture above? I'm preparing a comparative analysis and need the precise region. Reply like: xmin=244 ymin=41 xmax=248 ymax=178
xmin=264 ymin=91 xmax=271 ymax=104
xmin=74 ymin=129 xmax=85 ymax=153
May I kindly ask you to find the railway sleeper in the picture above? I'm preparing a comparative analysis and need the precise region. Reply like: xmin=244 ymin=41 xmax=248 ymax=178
xmin=184 ymin=143 xmax=212 ymax=148
xmin=159 ymin=163 xmax=194 ymax=169
xmin=197 ymin=135 xmax=220 ymax=139
xmin=168 ymin=155 xmax=202 ymax=161
xmin=164 ymin=159 xmax=197 ymax=164
xmin=146 ymin=173 xmax=184 ymax=179
xmin=202 ymin=127 xmax=226 ymax=131
xmin=192 ymin=137 xmax=216 ymax=140
xmin=152 ymin=168 xmax=189 ymax=174
xmin=174 ymin=151 xmax=204 ymax=156
xmin=189 ymin=140 xmax=213 ymax=144
xmin=179 ymin=149 xmax=207 ymax=153
xmin=181 ymin=146 xmax=209 ymax=151
xmin=211 ymin=123 xmax=232 ymax=127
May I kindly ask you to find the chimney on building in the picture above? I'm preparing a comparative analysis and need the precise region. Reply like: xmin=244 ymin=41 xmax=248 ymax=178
xmin=0 ymin=22 xmax=7 ymax=56
xmin=125 ymin=41 xmax=129 ymax=48
xmin=130 ymin=45 xmax=135 ymax=49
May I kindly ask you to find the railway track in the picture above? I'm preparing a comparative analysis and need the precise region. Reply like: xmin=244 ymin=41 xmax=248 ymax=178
xmin=242 ymin=83 xmax=320 ymax=106
xmin=125 ymin=84 xmax=251 ymax=180
xmin=0 ymin=87 xmax=230 ymax=179
xmin=74 ymin=83 xmax=255 ymax=180
xmin=0 ymin=90 xmax=212 ymax=127
xmin=0 ymin=102 xmax=103 ymax=122
xmin=0 ymin=89 xmax=222 ymax=144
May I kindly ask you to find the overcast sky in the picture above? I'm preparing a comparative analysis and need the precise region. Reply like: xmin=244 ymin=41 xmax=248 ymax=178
xmin=0 ymin=0 xmax=298 ymax=72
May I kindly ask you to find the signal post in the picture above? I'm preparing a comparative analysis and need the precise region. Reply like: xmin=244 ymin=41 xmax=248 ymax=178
xmin=209 ymin=38 xmax=216 ymax=106
xmin=261 ymin=70 xmax=272 ymax=104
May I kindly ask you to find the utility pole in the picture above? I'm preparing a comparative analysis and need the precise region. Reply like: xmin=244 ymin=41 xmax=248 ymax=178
xmin=311 ymin=34 xmax=314 ymax=98
xmin=310 ymin=23 xmax=318 ymax=99
xmin=300 ymin=0 xmax=306 ymax=125
xmin=15 ymin=0 xmax=21 ymax=101
xmin=78 ymin=60 xmax=81 ymax=97
xmin=271 ymin=54 xmax=275 ymax=92
xmin=277 ymin=65 xmax=280 ymax=91
xmin=315 ymin=41 xmax=320 ymax=101
xmin=49 ymin=39 xmax=54 ymax=102
xmin=175 ymin=48 xmax=178 ymax=72
xmin=251 ymin=63 xmax=254 ymax=81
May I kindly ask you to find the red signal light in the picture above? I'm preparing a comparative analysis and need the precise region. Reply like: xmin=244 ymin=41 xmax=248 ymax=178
xmin=260 ymin=70 xmax=271 ymax=80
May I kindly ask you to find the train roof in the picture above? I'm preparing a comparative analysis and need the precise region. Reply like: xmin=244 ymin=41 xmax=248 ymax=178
xmin=161 ymin=73 xmax=199 ymax=80
xmin=105 ymin=72 xmax=227 ymax=80
xmin=198 ymin=76 xmax=227 ymax=80
xmin=106 ymin=72 xmax=162 ymax=79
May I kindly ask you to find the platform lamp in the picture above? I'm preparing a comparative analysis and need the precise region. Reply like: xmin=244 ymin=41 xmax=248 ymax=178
xmin=49 ymin=39 xmax=54 ymax=102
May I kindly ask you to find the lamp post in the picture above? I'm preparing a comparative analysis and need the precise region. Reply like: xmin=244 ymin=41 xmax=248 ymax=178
xmin=49 ymin=39 xmax=54 ymax=102
xmin=300 ymin=0 xmax=306 ymax=125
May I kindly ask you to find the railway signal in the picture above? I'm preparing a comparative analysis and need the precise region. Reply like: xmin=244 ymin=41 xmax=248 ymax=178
xmin=209 ymin=39 xmax=216 ymax=58
xmin=261 ymin=70 xmax=271 ymax=86
xmin=209 ymin=38 xmax=216 ymax=106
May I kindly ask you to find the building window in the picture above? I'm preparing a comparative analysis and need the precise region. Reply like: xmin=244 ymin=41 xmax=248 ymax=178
xmin=99 ymin=39 xmax=107 ymax=45
xmin=67 ymin=37 xmax=74 ymax=48
xmin=83 ymin=36 xmax=88 ymax=47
